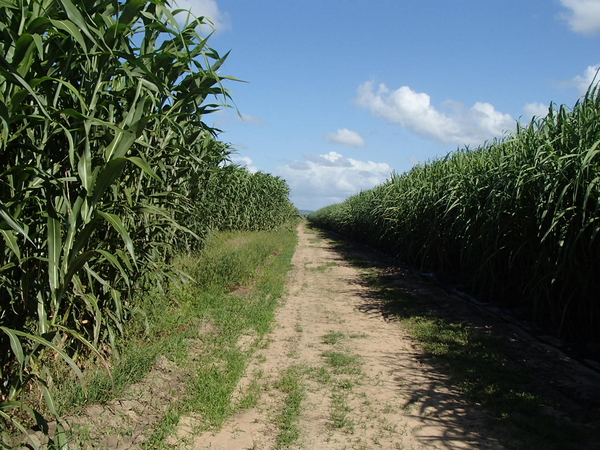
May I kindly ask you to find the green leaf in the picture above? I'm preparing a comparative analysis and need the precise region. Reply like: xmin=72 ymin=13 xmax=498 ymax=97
xmin=49 ymin=19 xmax=88 ymax=52
xmin=91 ymin=158 xmax=127 ymax=206
xmin=31 ymin=33 xmax=44 ymax=61
xmin=0 ymin=0 xmax=18 ymax=9
xmin=0 ymin=401 xmax=27 ymax=413
xmin=0 ymin=262 xmax=17 ymax=272
xmin=119 ymin=0 xmax=146 ymax=26
xmin=54 ymin=421 xmax=69 ymax=448
xmin=78 ymin=147 xmax=93 ymax=193
xmin=54 ymin=324 xmax=112 ymax=382
xmin=104 ymin=128 xmax=136 ymax=161
xmin=0 ymin=327 xmax=84 ymax=382
xmin=97 ymin=249 xmax=130 ymax=286
xmin=68 ymin=216 xmax=99 ymax=263
xmin=58 ymin=250 xmax=96 ymax=300
xmin=0 ymin=205 xmax=32 ymax=243
xmin=12 ymin=33 xmax=34 ymax=70
xmin=42 ymin=385 xmax=58 ymax=417
xmin=62 ymin=195 xmax=84 ymax=272
xmin=0 ymin=409 xmax=41 ymax=450
xmin=37 ymin=292 xmax=49 ymax=336
xmin=57 ymin=0 xmax=98 ymax=46
xmin=0 ymin=229 xmax=21 ymax=260
xmin=98 ymin=211 xmax=136 ymax=262
xmin=26 ymin=17 xmax=51 ymax=34
xmin=116 ymin=248 xmax=134 ymax=272
xmin=127 ymin=156 xmax=163 ymax=183
xmin=47 ymin=207 xmax=62 ymax=296
xmin=3 ymin=328 xmax=25 ymax=367
xmin=29 ymin=76 xmax=88 ymax=112
xmin=0 ymin=54 xmax=50 ymax=118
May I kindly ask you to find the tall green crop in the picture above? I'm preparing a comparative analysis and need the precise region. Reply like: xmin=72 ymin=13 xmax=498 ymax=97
xmin=309 ymin=85 xmax=600 ymax=342
xmin=200 ymin=164 xmax=298 ymax=231
xmin=0 ymin=0 xmax=237 ymax=436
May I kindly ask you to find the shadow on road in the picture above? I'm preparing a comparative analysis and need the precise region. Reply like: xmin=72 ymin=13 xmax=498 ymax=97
xmin=307 ymin=223 xmax=600 ymax=450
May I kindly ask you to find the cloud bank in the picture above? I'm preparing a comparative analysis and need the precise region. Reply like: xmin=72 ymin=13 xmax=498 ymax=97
xmin=226 ymin=155 xmax=259 ymax=173
xmin=523 ymin=102 xmax=549 ymax=120
xmin=355 ymin=81 xmax=515 ymax=146
xmin=172 ymin=0 xmax=230 ymax=32
xmin=559 ymin=0 xmax=600 ymax=35
xmin=324 ymin=128 xmax=366 ymax=147
xmin=278 ymin=151 xmax=393 ymax=210
xmin=571 ymin=64 xmax=600 ymax=94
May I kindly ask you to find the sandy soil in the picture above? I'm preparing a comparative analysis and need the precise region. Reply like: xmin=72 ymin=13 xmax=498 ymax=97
xmin=181 ymin=223 xmax=507 ymax=449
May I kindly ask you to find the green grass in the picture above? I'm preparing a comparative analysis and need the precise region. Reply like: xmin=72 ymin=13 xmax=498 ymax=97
xmin=141 ymin=407 xmax=181 ymax=450
xmin=307 ymin=366 xmax=333 ymax=385
xmin=330 ymin=390 xmax=354 ymax=431
xmin=321 ymin=351 xmax=362 ymax=376
xmin=274 ymin=365 xmax=306 ymax=449
xmin=37 ymin=224 xmax=299 ymax=448
xmin=322 ymin=331 xmax=346 ymax=345
xmin=314 ymin=333 xmax=364 ymax=435
xmin=313 ymin=262 xmax=339 ymax=272
xmin=237 ymin=370 xmax=264 ymax=412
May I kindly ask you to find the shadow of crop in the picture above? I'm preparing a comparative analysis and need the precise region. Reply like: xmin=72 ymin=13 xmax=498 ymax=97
xmin=306 ymin=223 xmax=600 ymax=450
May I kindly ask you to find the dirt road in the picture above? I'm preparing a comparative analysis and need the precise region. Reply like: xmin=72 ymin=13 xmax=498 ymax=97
xmin=187 ymin=223 xmax=503 ymax=449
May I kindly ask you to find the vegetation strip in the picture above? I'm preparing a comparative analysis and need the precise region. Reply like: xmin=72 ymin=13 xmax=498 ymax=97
xmin=320 ymin=331 xmax=365 ymax=435
xmin=0 ymin=0 xmax=298 ymax=441
xmin=3 ymin=225 xmax=298 ymax=447
xmin=274 ymin=365 xmax=306 ymax=449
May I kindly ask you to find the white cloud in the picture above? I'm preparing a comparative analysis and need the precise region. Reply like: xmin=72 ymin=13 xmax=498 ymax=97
xmin=277 ymin=151 xmax=393 ymax=210
xmin=228 ymin=155 xmax=259 ymax=173
xmin=571 ymin=64 xmax=600 ymax=94
xmin=172 ymin=0 xmax=230 ymax=32
xmin=523 ymin=102 xmax=548 ymax=120
xmin=559 ymin=0 xmax=600 ymax=35
xmin=240 ymin=113 xmax=262 ymax=126
xmin=324 ymin=128 xmax=366 ymax=147
xmin=355 ymin=81 xmax=515 ymax=146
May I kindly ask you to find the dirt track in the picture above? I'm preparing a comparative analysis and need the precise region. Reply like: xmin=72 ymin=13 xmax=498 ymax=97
xmin=186 ymin=223 xmax=505 ymax=449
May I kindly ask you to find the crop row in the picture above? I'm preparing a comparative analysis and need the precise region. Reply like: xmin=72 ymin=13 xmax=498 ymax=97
xmin=309 ymin=84 xmax=600 ymax=343
xmin=0 ymin=0 xmax=296 ymax=436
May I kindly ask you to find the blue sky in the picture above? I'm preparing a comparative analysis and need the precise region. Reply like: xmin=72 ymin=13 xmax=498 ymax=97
xmin=176 ymin=0 xmax=600 ymax=211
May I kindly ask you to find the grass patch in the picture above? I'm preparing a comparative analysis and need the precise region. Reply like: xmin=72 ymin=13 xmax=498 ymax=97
xmin=51 ymin=290 xmax=195 ymax=414
xmin=322 ymin=331 xmax=346 ymax=345
xmin=307 ymin=366 xmax=333 ymax=385
xmin=274 ymin=365 xmax=306 ymax=449
xmin=318 ymin=344 xmax=362 ymax=434
xmin=189 ymin=348 xmax=247 ymax=427
xmin=401 ymin=315 xmax=541 ymax=415
xmin=142 ymin=407 xmax=181 ymax=450
xmin=330 ymin=390 xmax=353 ymax=432
xmin=312 ymin=262 xmax=339 ymax=272
xmin=237 ymin=370 xmax=264 ymax=412
xmin=322 ymin=350 xmax=362 ymax=376
xmin=43 ymin=224 xmax=298 ymax=447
